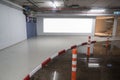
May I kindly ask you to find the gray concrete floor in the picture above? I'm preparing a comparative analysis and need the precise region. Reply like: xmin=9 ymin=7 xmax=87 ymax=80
xmin=0 ymin=36 xmax=120 ymax=80
xmin=31 ymin=40 xmax=120 ymax=80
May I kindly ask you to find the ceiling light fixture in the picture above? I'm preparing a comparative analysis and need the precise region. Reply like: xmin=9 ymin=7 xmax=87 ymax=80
xmin=53 ymin=2 xmax=57 ymax=8
xmin=51 ymin=1 xmax=57 ymax=8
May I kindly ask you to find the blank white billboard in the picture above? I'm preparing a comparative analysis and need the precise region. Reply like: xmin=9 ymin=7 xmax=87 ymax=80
xmin=43 ymin=18 xmax=94 ymax=33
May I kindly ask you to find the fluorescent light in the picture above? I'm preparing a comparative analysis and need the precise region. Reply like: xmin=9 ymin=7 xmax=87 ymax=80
xmin=54 ymin=1 xmax=61 ymax=7
xmin=53 ymin=3 xmax=56 ymax=8
xmin=52 ymin=1 xmax=57 ymax=8
xmin=89 ymin=9 xmax=105 ymax=13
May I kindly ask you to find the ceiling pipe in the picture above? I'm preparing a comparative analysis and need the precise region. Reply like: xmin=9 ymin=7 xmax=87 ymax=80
xmin=36 ymin=12 xmax=115 ymax=17
xmin=27 ymin=0 xmax=40 ymax=9
xmin=36 ymin=7 xmax=120 ymax=15
xmin=0 ymin=0 xmax=25 ymax=10
xmin=37 ymin=7 xmax=90 ymax=11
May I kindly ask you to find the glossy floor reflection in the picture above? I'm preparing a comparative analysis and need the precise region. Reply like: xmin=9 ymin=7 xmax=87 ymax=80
xmin=31 ymin=40 xmax=120 ymax=80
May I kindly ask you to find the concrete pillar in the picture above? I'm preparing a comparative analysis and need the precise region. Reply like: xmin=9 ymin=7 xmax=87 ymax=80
xmin=112 ymin=16 xmax=118 ymax=36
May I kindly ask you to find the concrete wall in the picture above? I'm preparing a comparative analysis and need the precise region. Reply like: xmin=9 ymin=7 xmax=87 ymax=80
xmin=0 ymin=3 xmax=26 ymax=50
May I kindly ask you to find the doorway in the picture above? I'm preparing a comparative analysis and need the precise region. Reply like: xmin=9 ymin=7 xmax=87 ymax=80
xmin=95 ymin=16 xmax=114 ymax=37
xmin=26 ymin=17 xmax=37 ymax=39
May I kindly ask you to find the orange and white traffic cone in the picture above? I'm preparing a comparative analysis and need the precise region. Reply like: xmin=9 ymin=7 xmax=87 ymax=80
xmin=87 ymin=36 xmax=91 ymax=56
xmin=106 ymin=37 xmax=109 ymax=48
xmin=71 ymin=48 xmax=77 ymax=80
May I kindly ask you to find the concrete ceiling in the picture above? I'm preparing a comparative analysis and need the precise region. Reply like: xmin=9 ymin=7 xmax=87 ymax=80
xmin=8 ymin=0 xmax=120 ymax=14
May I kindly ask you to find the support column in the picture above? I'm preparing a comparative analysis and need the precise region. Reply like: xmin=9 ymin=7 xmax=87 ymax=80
xmin=112 ymin=16 xmax=118 ymax=36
